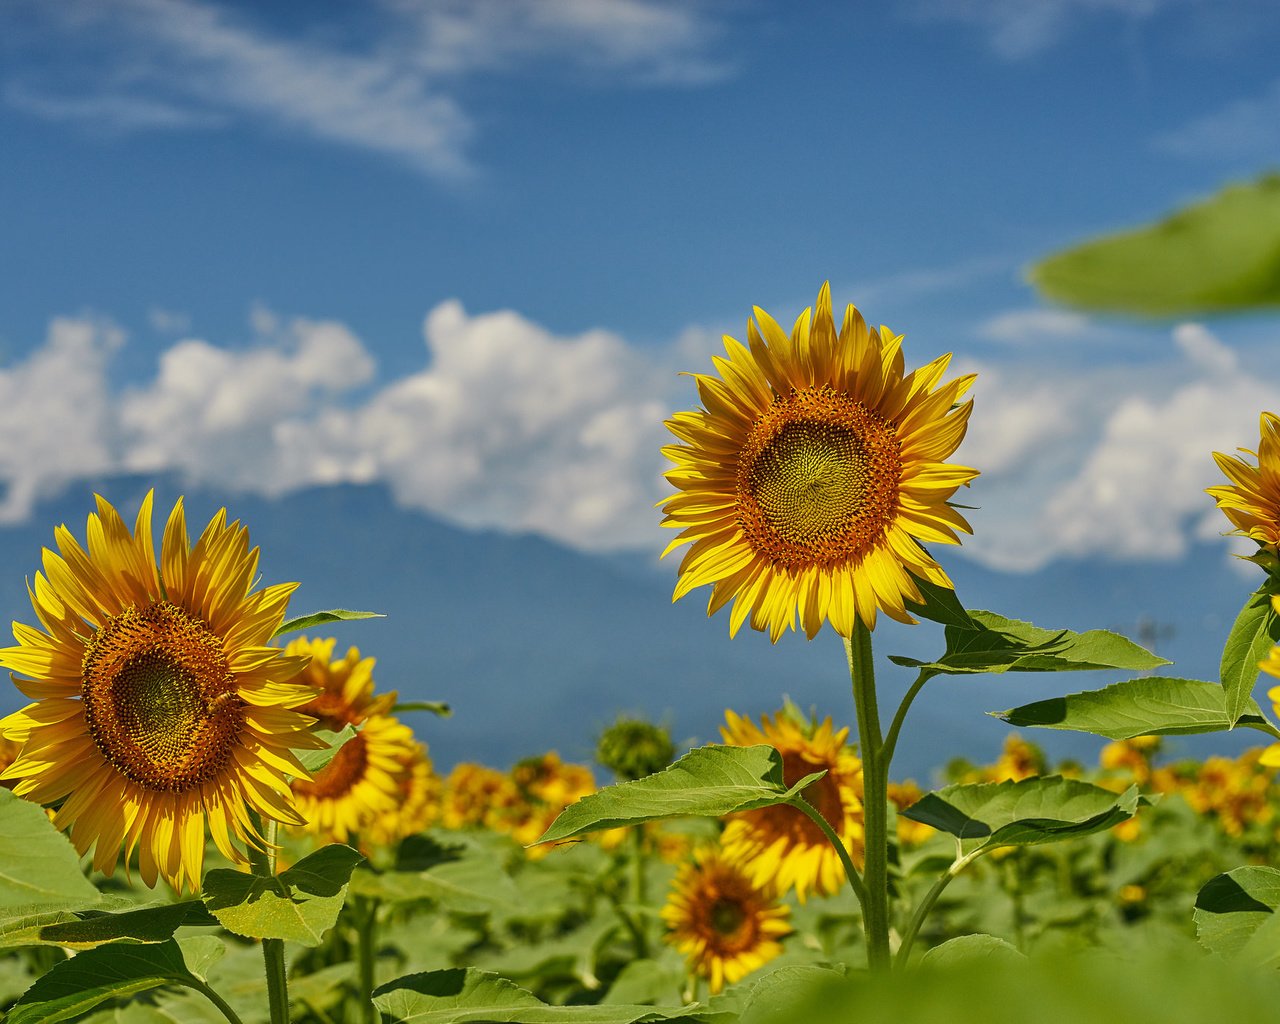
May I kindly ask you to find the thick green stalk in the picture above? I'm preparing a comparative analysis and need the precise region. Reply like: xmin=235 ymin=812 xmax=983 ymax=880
xmin=246 ymin=813 xmax=291 ymax=1024
xmin=846 ymin=621 xmax=890 ymax=971
xmin=629 ymin=826 xmax=649 ymax=959
xmin=355 ymin=895 xmax=380 ymax=1024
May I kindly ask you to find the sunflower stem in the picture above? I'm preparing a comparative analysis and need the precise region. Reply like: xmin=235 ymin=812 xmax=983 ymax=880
xmin=787 ymin=795 xmax=867 ymax=912
xmin=846 ymin=621 xmax=890 ymax=971
xmin=629 ymin=825 xmax=650 ymax=959
xmin=247 ymin=813 xmax=291 ymax=1024
xmin=881 ymin=669 xmax=935 ymax=768
xmin=894 ymin=846 xmax=984 ymax=968
xmin=189 ymin=978 xmax=249 ymax=1024
xmin=354 ymin=894 xmax=380 ymax=1024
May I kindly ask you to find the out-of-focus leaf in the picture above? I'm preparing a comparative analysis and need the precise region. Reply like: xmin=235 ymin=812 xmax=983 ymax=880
xmin=0 ymin=789 xmax=101 ymax=912
xmin=1195 ymin=866 xmax=1280 ymax=965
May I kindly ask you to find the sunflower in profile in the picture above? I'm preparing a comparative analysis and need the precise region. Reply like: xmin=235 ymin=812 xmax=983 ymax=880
xmin=1207 ymin=411 xmax=1280 ymax=554
xmin=720 ymin=708 xmax=864 ymax=902
xmin=661 ymin=845 xmax=791 ymax=994
xmin=0 ymin=492 xmax=321 ymax=892
xmin=661 ymin=283 xmax=977 ymax=640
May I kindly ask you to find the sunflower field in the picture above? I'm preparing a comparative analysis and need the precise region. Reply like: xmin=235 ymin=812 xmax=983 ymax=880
xmin=4 ymin=236 xmax=1280 ymax=1022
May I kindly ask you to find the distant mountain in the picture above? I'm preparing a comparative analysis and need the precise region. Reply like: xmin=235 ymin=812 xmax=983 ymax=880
xmin=0 ymin=477 xmax=1264 ymax=784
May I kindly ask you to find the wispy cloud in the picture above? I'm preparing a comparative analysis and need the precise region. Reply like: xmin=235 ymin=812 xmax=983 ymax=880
xmin=4 ymin=0 xmax=728 ymax=177
xmin=976 ymin=308 xmax=1097 ymax=344
xmin=1154 ymin=79 xmax=1280 ymax=160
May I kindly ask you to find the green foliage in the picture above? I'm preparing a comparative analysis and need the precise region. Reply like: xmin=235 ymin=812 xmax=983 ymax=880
xmin=597 ymin=717 xmax=677 ymax=782
xmin=918 ymin=933 xmax=1025 ymax=967
xmin=537 ymin=745 xmax=824 ymax=845
xmin=0 ymin=789 xmax=101 ymax=912
xmin=273 ymin=607 xmax=386 ymax=638
xmin=1194 ymin=866 xmax=1280 ymax=966
xmin=1220 ymin=580 xmax=1280 ymax=726
xmin=351 ymin=835 xmax=521 ymax=913
xmin=901 ymin=776 xmax=1144 ymax=853
xmin=203 ymin=844 xmax=364 ymax=945
xmin=1028 ymin=173 xmax=1280 ymax=315
xmin=890 ymin=609 xmax=1166 ymax=676
xmin=297 ymin=726 xmax=358 ymax=773
xmin=995 ymin=677 xmax=1270 ymax=738
xmin=394 ymin=700 xmax=454 ymax=717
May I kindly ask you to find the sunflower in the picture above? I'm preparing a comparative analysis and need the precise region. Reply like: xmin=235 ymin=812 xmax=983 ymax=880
xmin=719 ymin=708 xmax=864 ymax=902
xmin=661 ymin=283 xmax=977 ymax=641
xmin=661 ymin=845 xmax=791 ymax=994
xmin=288 ymin=636 xmax=395 ymax=730
xmin=1255 ymin=623 xmax=1280 ymax=767
xmin=363 ymin=740 xmax=440 ymax=848
xmin=1207 ymin=412 xmax=1280 ymax=552
xmin=289 ymin=713 xmax=421 ymax=845
xmin=0 ymin=492 xmax=321 ymax=892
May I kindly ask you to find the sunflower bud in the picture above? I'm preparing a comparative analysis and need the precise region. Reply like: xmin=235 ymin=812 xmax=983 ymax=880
xmin=596 ymin=717 xmax=676 ymax=781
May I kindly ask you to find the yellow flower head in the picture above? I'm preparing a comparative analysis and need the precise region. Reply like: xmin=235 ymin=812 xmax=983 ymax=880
xmin=440 ymin=762 xmax=522 ymax=831
xmin=1208 ymin=412 xmax=1280 ymax=553
xmin=288 ymin=636 xmax=395 ymax=731
xmin=719 ymin=707 xmax=864 ymax=902
xmin=363 ymin=740 xmax=441 ymax=848
xmin=0 ymin=492 xmax=322 ymax=892
xmin=661 ymin=846 xmax=791 ymax=994
xmin=661 ymin=283 xmax=977 ymax=641
xmin=289 ymin=713 xmax=421 ymax=846
xmin=888 ymin=779 xmax=934 ymax=848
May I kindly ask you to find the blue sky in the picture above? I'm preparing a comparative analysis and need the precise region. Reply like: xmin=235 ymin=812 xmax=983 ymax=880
xmin=1 ymin=0 xmax=1279 ymax=580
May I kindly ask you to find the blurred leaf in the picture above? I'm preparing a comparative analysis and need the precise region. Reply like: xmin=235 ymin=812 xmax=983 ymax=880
xmin=919 ymin=933 xmax=1026 ymax=967
xmin=602 ymin=959 xmax=683 ymax=1006
xmin=1029 ymin=173 xmax=1280 ymax=315
xmin=351 ymin=853 xmax=520 ymax=914
xmin=273 ymin=608 xmax=385 ymax=638
xmin=891 ymin=610 xmax=1166 ymax=676
xmin=297 ymin=726 xmax=357 ymax=774
xmin=203 ymin=844 xmax=363 ymax=946
xmin=536 ymin=745 xmax=824 ymax=845
xmin=1220 ymin=580 xmax=1280 ymax=726
xmin=901 ymin=776 xmax=1143 ymax=853
xmin=393 ymin=700 xmax=453 ymax=717
xmin=1195 ymin=866 xmax=1280 ymax=965
xmin=995 ymin=677 xmax=1268 ymax=739
xmin=738 ymin=966 xmax=847 ymax=1024
xmin=0 ymin=789 xmax=101 ymax=912
xmin=7 ymin=939 xmax=203 ymax=1024
xmin=373 ymin=967 xmax=724 ymax=1022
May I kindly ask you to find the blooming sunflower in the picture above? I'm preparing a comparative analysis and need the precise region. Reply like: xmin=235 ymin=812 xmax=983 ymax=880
xmin=363 ymin=740 xmax=440 ymax=848
xmin=661 ymin=846 xmax=791 ymax=994
xmin=719 ymin=708 xmax=864 ymax=902
xmin=288 ymin=636 xmax=395 ymax=730
xmin=289 ymin=713 xmax=420 ymax=845
xmin=1255 ymin=620 xmax=1280 ymax=767
xmin=0 ymin=492 xmax=321 ymax=892
xmin=661 ymin=283 xmax=977 ymax=641
xmin=1207 ymin=412 xmax=1280 ymax=552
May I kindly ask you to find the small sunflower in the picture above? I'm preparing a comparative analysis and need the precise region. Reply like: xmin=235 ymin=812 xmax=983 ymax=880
xmin=661 ymin=283 xmax=977 ymax=641
xmin=719 ymin=708 xmax=864 ymax=902
xmin=0 ymin=492 xmax=321 ymax=892
xmin=288 ymin=636 xmax=396 ymax=730
xmin=1208 ymin=412 xmax=1280 ymax=552
xmin=440 ymin=762 xmax=522 ymax=831
xmin=290 ymin=713 xmax=420 ymax=845
xmin=661 ymin=846 xmax=791 ymax=994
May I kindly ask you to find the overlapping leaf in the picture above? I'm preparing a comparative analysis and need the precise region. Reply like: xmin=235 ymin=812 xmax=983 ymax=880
xmin=1220 ymin=581 xmax=1280 ymax=726
xmin=1195 ymin=866 xmax=1280 ymax=966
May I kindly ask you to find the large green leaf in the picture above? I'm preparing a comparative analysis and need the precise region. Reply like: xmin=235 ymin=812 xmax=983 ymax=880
xmin=536 ymin=745 xmax=824 ymax=845
xmin=891 ymin=610 xmax=1166 ymax=677
xmin=1195 ymin=866 xmax=1280 ymax=966
xmin=1028 ymin=173 xmax=1280 ymax=315
xmin=373 ymin=968 xmax=722 ymax=1023
xmin=1220 ymin=581 xmax=1280 ymax=727
xmin=273 ymin=608 xmax=385 ymax=638
xmin=0 ymin=900 xmax=204 ymax=951
xmin=900 ymin=776 xmax=1143 ymax=853
xmin=0 ymin=789 xmax=101 ymax=912
xmin=203 ymin=844 xmax=363 ymax=946
xmin=7 ymin=939 xmax=206 ymax=1024
xmin=903 ymin=575 xmax=974 ymax=629
xmin=994 ymin=677 xmax=1269 ymax=739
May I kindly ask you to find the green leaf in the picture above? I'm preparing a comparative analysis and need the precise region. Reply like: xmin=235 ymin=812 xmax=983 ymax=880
xmin=1195 ymin=867 xmax=1280 ymax=966
xmin=900 ymin=776 xmax=1143 ymax=853
xmin=1220 ymin=581 xmax=1280 ymax=727
xmin=994 ymin=677 xmax=1269 ymax=739
xmin=298 ymin=726 xmax=358 ymax=774
xmin=350 ymin=854 xmax=521 ymax=914
xmin=904 ymin=575 xmax=974 ymax=629
xmin=202 ymin=844 xmax=364 ymax=946
xmin=31 ymin=900 xmax=202 ymax=950
xmin=273 ymin=608 xmax=385 ymax=638
xmin=890 ymin=610 xmax=1167 ymax=677
xmin=7 ymin=939 xmax=203 ymax=1024
xmin=919 ymin=933 xmax=1026 ymax=968
xmin=1028 ymin=173 xmax=1280 ymax=315
xmin=0 ymin=789 xmax=101 ymax=912
xmin=373 ymin=968 xmax=717 ymax=1023
xmin=393 ymin=700 xmax=453 ymax=717
xmin=536 ymin=744 xmax=825 ymax=845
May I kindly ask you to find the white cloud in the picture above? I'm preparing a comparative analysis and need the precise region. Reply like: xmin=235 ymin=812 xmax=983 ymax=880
xmin=147 ymin=307 xmax=192 ymax=334
xmin=976 ymin=308 xmax=1096 ymax=344
xmin=6 ymin=0 xmax=727 ymax=176
xmin=1154 ymin=79 xmax=1280 ymax=159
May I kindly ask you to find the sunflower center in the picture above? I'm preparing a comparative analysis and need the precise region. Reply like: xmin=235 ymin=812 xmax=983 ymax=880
xmin=737 ymin=386 xmax=902 ymax=571
xmin=293 ymin=733 xmax=368 ymax=801
xmin=709 ymin=897 xmax=746 ymax=936
xmin=81 ymin=601 xmax=243 ymax=793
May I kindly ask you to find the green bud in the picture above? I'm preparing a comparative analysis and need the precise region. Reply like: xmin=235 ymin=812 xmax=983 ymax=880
xmin=596 ymin=716 xmax=676 ymax=782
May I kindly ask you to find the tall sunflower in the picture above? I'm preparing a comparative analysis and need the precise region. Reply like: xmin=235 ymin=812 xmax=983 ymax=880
xmin=719 ymin=708 xmax=864 ymax=902
xmin=1207 ymin=411 xmax=1280 ymax=552
xmin=661 ymin=283 xmax=977 ymax=640
xmin=0 ymin=492 xmax=321 ymax=892
xmin=661 ymin=845 xmax=791 ymax=994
